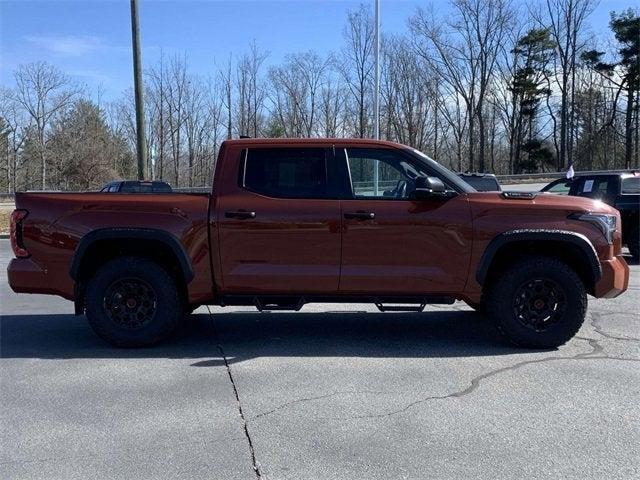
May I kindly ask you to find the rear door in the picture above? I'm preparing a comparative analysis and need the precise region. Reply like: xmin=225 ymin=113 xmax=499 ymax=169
xmin=217 ymin=146 xmax=343 ymax=294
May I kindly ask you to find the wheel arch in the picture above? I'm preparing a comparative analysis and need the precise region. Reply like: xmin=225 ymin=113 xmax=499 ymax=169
xmin=70 ymin=228 xmax=194 ymax=313
xmin=476 ymin=230 xmax=602 ymax=295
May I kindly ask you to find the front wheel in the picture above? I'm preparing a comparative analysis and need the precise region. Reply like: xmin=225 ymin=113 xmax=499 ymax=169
xmin=85 ymin=257 xmax=182 ymax=347
xmin=486 ymin=256 xmax=587 ymax=348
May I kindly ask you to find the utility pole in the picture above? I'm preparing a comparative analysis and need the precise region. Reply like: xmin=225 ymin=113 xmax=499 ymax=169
xmin=373 ymin=0 xmax=380 ymax=195
xmin=130 ymin=0 xmax=147 ymax=180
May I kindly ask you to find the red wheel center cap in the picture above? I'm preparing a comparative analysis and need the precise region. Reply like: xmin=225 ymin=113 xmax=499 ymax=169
xmin=534 ymin=299 xmax=545 ymax=310
xmin=126 ymin=298 xmax=137 ymax=309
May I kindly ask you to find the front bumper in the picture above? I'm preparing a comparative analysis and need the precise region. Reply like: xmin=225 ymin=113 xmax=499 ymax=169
xmin=594 ymin=255 xmax=629 ymax=298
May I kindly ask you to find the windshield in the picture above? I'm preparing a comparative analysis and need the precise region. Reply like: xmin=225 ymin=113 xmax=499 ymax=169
xmin=460 ymin=176 xmax=500 ymax=192
xmin=407 ymin=148 xmax=476 ymax=193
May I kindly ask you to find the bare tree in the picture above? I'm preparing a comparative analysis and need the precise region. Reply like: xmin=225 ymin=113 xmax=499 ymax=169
xmin=165 ymin=55 xmax=189 ymax=185
xmin=218 ymin=56 xmax=234 ymax=140
xmin=12 ymin=62 xmax=78 ymax=188
xmin=532 ymin=0 xmax=597 ymax=170
xmin=200 ymin=78 xmax=224 ymax=184
xmin=0 ymin=88 xmax=30 ymax=192
xmin=318 ymin=73 xmax=347 ymax=137
xmin=268 ymin=52 xmax=331 ymax=137
xmin=340 ymin=4 xmax=375 ymax=138
xmin=235 ymin=42 xmax=268 ymax=137
xmin=146 ymin=53 xmax=169 ymax=180
xmin=183 ymin=76 xmax=206 ymax=186
xmin=412 ymin=0 xmax=513 ymax=171
xmin=382 ymin=35 xmax=436 ymax=151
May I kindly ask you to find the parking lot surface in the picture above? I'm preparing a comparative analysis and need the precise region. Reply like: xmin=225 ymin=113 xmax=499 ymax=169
xmin=1 ymin=239 xmax=638 ymax=480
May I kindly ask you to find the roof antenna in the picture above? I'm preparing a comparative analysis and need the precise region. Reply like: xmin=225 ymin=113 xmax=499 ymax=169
xmin=239 ymin=135 xmax=251 ymax=139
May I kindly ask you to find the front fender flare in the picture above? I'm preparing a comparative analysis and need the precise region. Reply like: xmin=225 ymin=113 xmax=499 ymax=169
xmin=475 ymin=229 xmax=601 ymax=285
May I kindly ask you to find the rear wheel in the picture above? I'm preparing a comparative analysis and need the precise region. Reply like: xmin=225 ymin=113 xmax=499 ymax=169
xmin=486 ymin=256 xmax=587 ymax=348
xmin=85 ymin=257 xmax=182 ymax=347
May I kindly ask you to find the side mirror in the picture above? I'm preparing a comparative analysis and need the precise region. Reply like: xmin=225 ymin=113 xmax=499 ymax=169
xmin=411 ymin=176 xmax=447 ymax=199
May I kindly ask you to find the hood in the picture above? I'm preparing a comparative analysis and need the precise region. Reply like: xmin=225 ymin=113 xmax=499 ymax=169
xmin=466 ymin=191 xmax=618 ymax=217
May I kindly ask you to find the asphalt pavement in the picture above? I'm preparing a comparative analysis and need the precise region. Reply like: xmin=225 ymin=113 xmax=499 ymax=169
xmin=0 ymin=239 xmax=638 ymax=480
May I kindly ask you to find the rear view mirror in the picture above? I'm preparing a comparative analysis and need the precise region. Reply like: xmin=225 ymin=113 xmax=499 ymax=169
xmin=411 ymin=176 xmax=447 ymax=199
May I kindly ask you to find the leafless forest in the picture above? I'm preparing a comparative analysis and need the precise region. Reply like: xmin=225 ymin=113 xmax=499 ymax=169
xmin=1 ymin=0 xmax=638 ymax=192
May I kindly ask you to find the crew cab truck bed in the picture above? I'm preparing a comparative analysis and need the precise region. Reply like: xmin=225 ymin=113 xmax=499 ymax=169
xmin=8 ymin=138 xmax=629 ymax=348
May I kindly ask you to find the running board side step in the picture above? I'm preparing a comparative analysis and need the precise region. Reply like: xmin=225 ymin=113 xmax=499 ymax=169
xmin=218 ymin=294 xmax=455 ymax=311
xmin=254 ymin=296 xmax=305 ymax=312
xmin=375 ymin=303 xmax=426 ymax=312
xmin=374 ymin=296 xmax=455 ymax=312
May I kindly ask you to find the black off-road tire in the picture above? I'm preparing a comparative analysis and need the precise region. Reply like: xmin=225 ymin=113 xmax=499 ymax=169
xmin=85 ymin=257 xmax=182 ymax=347
xmin=486 ymin=256 xmax=587 ymax=349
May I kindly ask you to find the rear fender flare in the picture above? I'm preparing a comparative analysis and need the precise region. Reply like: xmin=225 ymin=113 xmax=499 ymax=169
xmin=69 ymin=228 xmax=194 ymax=283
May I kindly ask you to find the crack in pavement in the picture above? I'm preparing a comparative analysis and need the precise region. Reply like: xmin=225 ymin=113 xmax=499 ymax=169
xmin=251 ymin=389 xmax=388 ymax=421
xmin=204 ymin=308 xmax=637 ymax=430
xmin=590 ymin=312 xmax=640 ymax=342
xmin=206 ymin=307 xmax=262 ymax=479
xmin=250 ymin=334 xmax=638 ymax=422
xmin=329 ymin=336 xmax=608 ymax=420
xmin=334 ymin=336 xmax=640 ymax=420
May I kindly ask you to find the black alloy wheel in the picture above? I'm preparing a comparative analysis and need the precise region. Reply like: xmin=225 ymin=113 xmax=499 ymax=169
xmin=512 ymin=278 xmax=567 ymax=332
xmin=103 ymin=277 xmax=158 ymax=329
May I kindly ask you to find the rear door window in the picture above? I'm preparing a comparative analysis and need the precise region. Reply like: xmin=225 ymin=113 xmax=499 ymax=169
xmin=242 ymin=148 xmax=329 ymax=198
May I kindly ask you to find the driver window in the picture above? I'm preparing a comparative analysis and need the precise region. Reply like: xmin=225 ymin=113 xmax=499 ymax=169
xmin=346 ymin=148 xmax=426 ymax=199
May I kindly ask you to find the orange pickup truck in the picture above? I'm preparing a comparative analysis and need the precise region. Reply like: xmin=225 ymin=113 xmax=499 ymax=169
xmin=8 ymin=138 xmax=629 ymax=348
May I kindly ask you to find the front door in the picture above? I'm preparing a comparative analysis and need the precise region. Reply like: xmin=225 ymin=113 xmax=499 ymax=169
xmin=217 ymin=146 xmax=343 ymax=294
xmin=338 ymin=147 xmax=473 ymax=295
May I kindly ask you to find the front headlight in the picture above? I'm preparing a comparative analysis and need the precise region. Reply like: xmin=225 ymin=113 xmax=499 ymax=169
xmin=569 ymin=213 xmax=617 ymax=244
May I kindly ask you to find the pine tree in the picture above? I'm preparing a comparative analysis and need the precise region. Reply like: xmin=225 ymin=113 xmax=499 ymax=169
xmin=510 ymin=29 xmax=556 ymax=172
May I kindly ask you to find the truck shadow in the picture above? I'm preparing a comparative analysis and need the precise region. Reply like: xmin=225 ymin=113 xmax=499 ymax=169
xmin=0 ymin=310 xmax=534 ymax=363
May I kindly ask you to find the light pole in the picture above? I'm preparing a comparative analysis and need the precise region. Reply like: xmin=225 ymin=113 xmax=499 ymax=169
xmin=373 ymin=0 xmax=380 ymax=141
xmin=373 ymin=0 xmax=380 ymax=195
xmin=130 ymin=0 xmax=147 ymax=180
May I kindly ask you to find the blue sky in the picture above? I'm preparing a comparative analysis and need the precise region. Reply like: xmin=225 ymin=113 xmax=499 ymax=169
xmin=0 ymin=0 xmax=632 ymax=101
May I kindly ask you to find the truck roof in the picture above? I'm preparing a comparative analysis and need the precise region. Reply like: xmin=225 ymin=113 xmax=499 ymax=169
xmin=570 ymin=171 xmax=639 ymax=178
xmin=222 ymin=138 xmax=410 ymax=149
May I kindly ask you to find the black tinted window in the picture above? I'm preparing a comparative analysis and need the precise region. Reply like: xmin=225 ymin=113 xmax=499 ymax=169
xmin=572 ymin=176 xmax=615 ymax=198
xmin=243 ymin=148 xmax=327 ymax=198
xmin=622 ymin=177 xmax=640 ymax=194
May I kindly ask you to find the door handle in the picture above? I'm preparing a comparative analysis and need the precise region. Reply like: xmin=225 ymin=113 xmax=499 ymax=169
xmin=344 ymin=211 xmax=375 ymax=220
xmin=225 ymin=210 xmax=256 ymax=219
